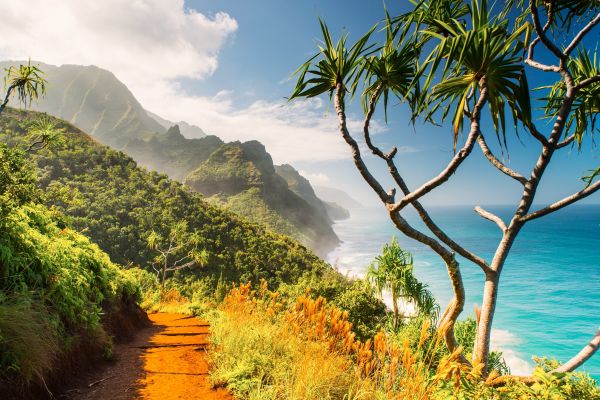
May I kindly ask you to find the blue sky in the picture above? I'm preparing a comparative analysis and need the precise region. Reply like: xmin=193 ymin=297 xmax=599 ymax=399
xmin=0 ymin=0 xmax=597 ymax=207
xmin=184 ymin=0 xmax=599 ymax=207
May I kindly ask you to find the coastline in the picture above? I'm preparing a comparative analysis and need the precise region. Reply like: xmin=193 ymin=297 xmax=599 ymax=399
xmin=325 ymin=204 xmax=600 ymax=378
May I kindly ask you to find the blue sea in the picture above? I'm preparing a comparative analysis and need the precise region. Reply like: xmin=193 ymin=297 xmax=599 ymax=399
xmin=327 ymin=204 xmax=600 ymax=379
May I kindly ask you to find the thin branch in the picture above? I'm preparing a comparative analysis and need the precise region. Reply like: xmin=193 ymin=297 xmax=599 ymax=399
xmin=388 ymin=211 xmax=471 ymax=367
xmin=553 ymin=328 xmax=600 ymax=373
xmin=564 ymin=12 xmax=600 ymax=56
xmin=477 ymin=135 xmax=528 ymax=185
xmin=556 ymin=134 xmax=575 ymax=149
xmin=334 ymin=83 xmax=471 ymax=364
xmin=474 ymin=206 xmax=507 ymax=232
xmin=519 ymin=179 xmax=600 ymax=222
xmin=0 ymin=85 xmax=15 ymax=114
xmin=525 ymin=57 xmax=561 ymax=73
xmin=166 ymin=260 xmax=196 ymax=272
xmin=334 ymin=83 xmax=390 ymax=203
xmin=529 ymin=0 xmax=566 ymax=62
xmin=527 ymin=121 xmax=549 ymax=146
xmin=391 ymin=80 xmax=489 ymax=213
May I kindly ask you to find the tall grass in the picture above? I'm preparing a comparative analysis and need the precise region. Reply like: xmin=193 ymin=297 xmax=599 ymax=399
xmin=207 ymin=283 xmax=600 ymax=400
xmin=0 ymin=296 xmax=59 ymax=385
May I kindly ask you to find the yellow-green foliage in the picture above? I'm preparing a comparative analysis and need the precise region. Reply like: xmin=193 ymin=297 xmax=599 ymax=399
xmin=0 ymin=171 xmax=140 ymax=386
xmin=208 ymin=283 xmax=600 ymax=400
xmin=1 ymin=204 xmax=138 ymax=328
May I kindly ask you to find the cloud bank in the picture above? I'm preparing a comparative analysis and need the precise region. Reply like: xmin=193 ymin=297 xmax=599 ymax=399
xmin=0 ymin=0 xmax=362 ymax=163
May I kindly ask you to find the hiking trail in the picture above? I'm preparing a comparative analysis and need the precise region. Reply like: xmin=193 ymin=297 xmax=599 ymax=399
xmin=64 ymin=313 xmax=232 ymax=400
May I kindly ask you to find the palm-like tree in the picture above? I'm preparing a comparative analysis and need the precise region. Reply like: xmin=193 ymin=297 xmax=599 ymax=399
xmin=1 ymin=60 xmax=46 ymax=114
xmin=290 ymin=0 xmax=600 ymax=377
xmin=418 ymin=0 xmax=532 ymax=148
xmin=367 ymin=238 xmax=438 ymax=328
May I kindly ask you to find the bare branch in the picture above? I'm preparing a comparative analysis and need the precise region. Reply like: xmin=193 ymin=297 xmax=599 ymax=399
xmin=388 ymin=211 xmax=471 ymax=366
xmin=556 ymin=134 xmax=575 ymax=149
xmin=391 ymin=81 xmax=489 ymax=213
xmin=529 ymin=0 xmax=566 ymax=62
xmin=520 ymin=179 xmax=600 ymax=222
xmin=362 ymin=89 xmax=491 ymax=273
xmin=166 ymin=260 xmax=197 ymax=272
xmin=525 ymin=57 xmax=561 ymax=73
xmin=474 ymin=206 xmax=507 ymax=232
xmin=334 ymin=83 xmax=391 ymax=203
xmin=527 ymin=121 xmax=550 ymax=146
xmin=575 ymin=74 xmax=600 ymax=91
xmin=553 ymin=328 xmax=600 ymax=373
xmin=564 ymin=12 xmax=600 ymax=56
xmin=477 ymin=135 xmax=527 ymax=185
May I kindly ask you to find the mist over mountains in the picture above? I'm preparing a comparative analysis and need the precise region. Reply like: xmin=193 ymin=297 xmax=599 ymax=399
xmin=1 ymin=61 xmax=357 ymax=255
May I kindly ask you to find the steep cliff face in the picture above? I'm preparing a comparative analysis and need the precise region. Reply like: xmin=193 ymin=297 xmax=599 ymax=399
xmin=186 ymin=142 xmax=340 ymax=256
xmin=276 ymin=164 xmax=350 ymax=221
xmin=122 ymin=125 xmax=224 ymax=180
xmin=0 ymin=62 xmax=165 ymax=147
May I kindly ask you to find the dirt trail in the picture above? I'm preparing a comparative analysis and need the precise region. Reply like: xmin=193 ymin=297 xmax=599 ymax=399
xmin=64 ymin=313 xmax=232 ymax=400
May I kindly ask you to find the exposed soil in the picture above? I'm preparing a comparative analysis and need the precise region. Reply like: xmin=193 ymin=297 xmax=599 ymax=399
xmin=61 ymin=313 xmax=232 ymax=400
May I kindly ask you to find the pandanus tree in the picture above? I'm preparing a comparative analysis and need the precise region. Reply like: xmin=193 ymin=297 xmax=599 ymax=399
xmin=1 ymin=60 xmax=46 ymax=114
xmin=290 ymin=0 xmax=600 ymax=378
xmin=367 ymin=238 xmax=439 ymax=328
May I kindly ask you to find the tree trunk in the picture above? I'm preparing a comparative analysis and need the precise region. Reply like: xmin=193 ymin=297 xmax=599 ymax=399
xmin=391 ymin=286 xmax=399 ymax=328
xmin=473 ymin=270 xmax=499 ymax=370
xmin=161 ymin=258 xmax=167 ymax=294
xmin=553 ymin=329 xmax=600 ymax=373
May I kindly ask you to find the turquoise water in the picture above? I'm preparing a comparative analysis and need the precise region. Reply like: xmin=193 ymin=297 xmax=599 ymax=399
xmin=327 ymin=204 xmax=600 ymax=379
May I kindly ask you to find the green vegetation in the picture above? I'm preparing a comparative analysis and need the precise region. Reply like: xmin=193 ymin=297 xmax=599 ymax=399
xmin=123 ymin=124 xmax=223 ymax=180
xmin=0 ymin=108 xmax=331 ymax=290
xmin=367 ymin=238 xmax=438 ymax=328
xmin=186 ymin=140 xmax=339 ymax=255
xmin=2 ymin=62 xmax=342 ymax=256
xmin=0 ymin=143 xmax=140 ymax=389
xmin=0 ymin=61 xmax=165 ymax=147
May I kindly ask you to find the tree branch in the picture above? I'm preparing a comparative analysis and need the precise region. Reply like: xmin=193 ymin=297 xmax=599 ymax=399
xmin=477 ymin=135 xmax=527 ymax=185
xmin=553 ymin=328 xmax=600 ymax=373
xmin=555 ymin=134 xmax=575 ymax=149
xmin=334 ymin=83 xmax=471 ymax=364
xmin=334 ymin=83 xmax=391 ymax=203
xmin=389 ymin=211 xmax=471 ymax=366
xmin=362 ymin=88 xmax=491 ymax=273
xmin=519 ymin=180 xmax=600 ymax=222
xmin=391 ymin=80 xmax=489 ymax=213
xmin=529 ymin=0 xmax=566 ymax=62
xmin=564 ymin=12 xmax=600 ymax=56
xmin=474 ymin=206 xmax=507 ymax=232
xmin=0 ymin=85 xmax=15 ymax=114
xmin=166 ymin=260 xmax=196 ymax=272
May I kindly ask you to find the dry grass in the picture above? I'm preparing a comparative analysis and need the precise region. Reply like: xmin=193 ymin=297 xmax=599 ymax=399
xmin=207 ymin=282 xmax=473 ymax=400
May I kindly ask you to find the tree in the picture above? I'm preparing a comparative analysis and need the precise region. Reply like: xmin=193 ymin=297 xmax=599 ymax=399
xmin=1 ymin=60 xmax=46 ymax=114
xmin=367 ymin=238 xmax=438 ymax=328
xmin=291 ymin=0 xmax=600 ymax=377
xmin=147 ymin=220 xmax=208 ymax=293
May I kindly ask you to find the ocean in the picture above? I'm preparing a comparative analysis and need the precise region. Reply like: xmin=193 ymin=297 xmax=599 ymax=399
xmin=327 ymin=204 xmax=600 ymax=379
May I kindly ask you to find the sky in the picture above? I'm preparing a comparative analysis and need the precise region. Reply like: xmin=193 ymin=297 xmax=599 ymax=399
xmin=0 ymin=0 xmax=598 ymax=208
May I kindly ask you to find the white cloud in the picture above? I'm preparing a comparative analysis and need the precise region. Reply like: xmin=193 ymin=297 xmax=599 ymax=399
xmin=0 ymin=0 xmax=237 ymax=87
xmin=0 ymin=0 xmax=364 ymax=163
xmin=299 ymin=170 xmax=330 ymax=185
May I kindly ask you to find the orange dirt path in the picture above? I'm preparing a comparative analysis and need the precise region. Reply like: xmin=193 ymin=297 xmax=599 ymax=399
xmin=65 ymin=312 xmax=232 ymax=400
